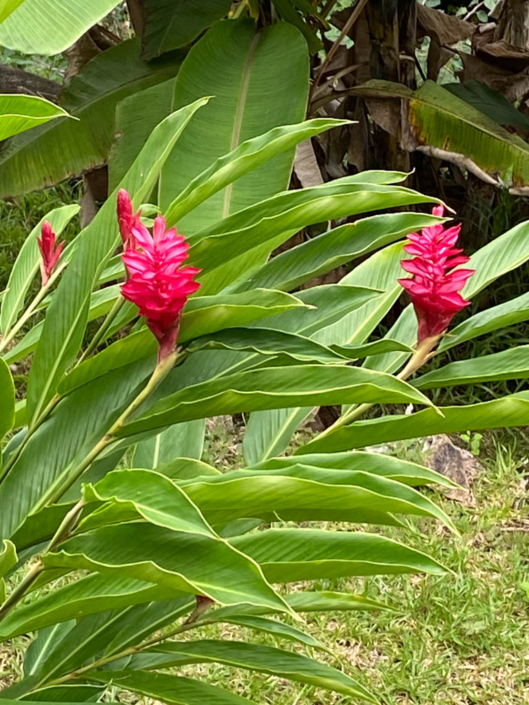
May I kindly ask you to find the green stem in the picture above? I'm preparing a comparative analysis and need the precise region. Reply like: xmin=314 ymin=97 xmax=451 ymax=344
xmin=1 ymin=297 xmax=125 ymax=482
xmin=0 ymin=499 xmax=86 ymax=623
xmin=42 ymin=349 xmax=179 ymax=506
xmin=312 ymin=335 xmax=441 ymax=441
xmin=0 ymin=263 xmax=66 ymax=354
xmin=0 ymin=561 xmax=43 ymax=621
xmin=47 ymin=614 xmax=213 ymax=686
xmin=0 ymin=393 xmax=62 ymax=483
xmin=78 ymin=296 xmax=125 ymax=363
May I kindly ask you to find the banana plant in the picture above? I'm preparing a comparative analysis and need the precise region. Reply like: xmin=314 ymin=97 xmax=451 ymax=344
xmin=0 ymin=104 xmax=457 ymax=704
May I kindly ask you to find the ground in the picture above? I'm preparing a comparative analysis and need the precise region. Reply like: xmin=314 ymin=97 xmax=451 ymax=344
xmin=190 ymin=428 xmax=529 ymax=705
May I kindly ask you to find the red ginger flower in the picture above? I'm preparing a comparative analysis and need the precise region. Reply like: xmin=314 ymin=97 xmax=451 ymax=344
xmin=37 ymin=221 xmax=63 ymax=287
xmin=117 ymin=188 xmax=142 ymax=250
xmin=398 ymin=205 xmax=475 ymax=343
xmin=121 ymin=212 xmax=200 ymax=361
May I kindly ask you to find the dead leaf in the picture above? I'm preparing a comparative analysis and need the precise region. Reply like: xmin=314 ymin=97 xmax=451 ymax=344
xmin=294 ymin=139 xmax=324 ymax=187
xmin=417 ymin=4 xmax=475 ymax=46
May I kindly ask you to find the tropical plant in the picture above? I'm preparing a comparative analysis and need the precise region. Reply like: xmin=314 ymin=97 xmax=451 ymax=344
xmin=0 ymin=102 xmax=463 ymax=704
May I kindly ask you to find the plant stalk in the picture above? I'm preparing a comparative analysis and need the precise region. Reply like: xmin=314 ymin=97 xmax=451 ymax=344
xmin=0 ymin=263 xmax=67 ymax=354
xmin=43 ymin=349 xmax=179 ymax=506
xmin=313 ymin=335 xmax=441 ymax=440
xmin=78 ymin=295 xmax=126 ymax=363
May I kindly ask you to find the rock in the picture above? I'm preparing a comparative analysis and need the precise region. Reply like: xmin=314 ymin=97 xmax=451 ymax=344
xmin=424 ymin=434 xmax=482 ymax=503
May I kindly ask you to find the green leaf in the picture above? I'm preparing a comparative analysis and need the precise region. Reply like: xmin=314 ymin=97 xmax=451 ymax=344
xmin=142 ymin=0 xmax=232 ymax=60
xmin=210 ymin=614 xmax=328 ymax=652
xmin=23 ymin=622 xmax=74 ymax=677
xmin=0 ymin=574 xmax=182 ymax=640
xmin=0 ymin=94 xmax=69 ymax=140
xmin=445 ymin=80 xmax=529 ymax=134
xmin=133 ymin=421 xmax=205 ymax=469
xmin=439 ymin=291 xmax=529 ymax=352
xmin=0 ymin=358 xmax=154 ymax=542
xmin=107 ymin=79 xmax=175 ymax=192
xmin=286 ymin=590 xmax=390 ymax=613
xmin=0 ymin=0 xmax=121 ymax=55
xmin=165 ymin=118 xmax=347 ymax=227
xmin=462 ymin=220 xmax=529 ymax=298
xmin=156 ymin=458 xmax=221 ymax=480
xmin=26 ymin=98 xmax=207 ymax=425
xmin=3 ymin=285 xmax=123 ymax=367
xmin=0 ymin=538 xmax=16 ymax=578
xmin=415 ymin=345 xmax=529 ymax=390
xmin=0 ymin=205 xmax=79 ymax=335
xmin=254 ymin=450 xmax=456 ymax=487
xmin=188 ymin=325 xmax=387 ymax=364
xmin=19 ymin=684 xmax=103 ymax=701
xmin=109 ymin=640 xmax=375 ymax=702
xmin=0 ymin=0 xmax=24 ymax=23
xmin=87 ymin=671 xmax=258 ymax=705
xmin=0 ymin=40 xmax=182 ymax=199
xmin=82 ymin=469 xmax=216 ymax=537
xmin=57 ymin=289 xmax=306 ymax=396
xmin=44 ymin=522 xmax=292 ymax=614
xmin=232 ymin=528 xmax=447 ymax=581
xmin=232 ymin=209 xmax=446 ymax=292
xmin=117 ymin=365 xmax=435 ymax=437
xmin=187 ymin=183 xmax=439 ymax=276
xmin=0 ymin=358 xmax=15 ymax=442
xmin=300 ymin=392 xmax=529 ymax=452
xmin=241 ymin=242 xmax=409 ymax=465
xmin=159 ymin=19 xmax=309 ymax=233
xmin=182 ymin=464 xmax=454 ymax=528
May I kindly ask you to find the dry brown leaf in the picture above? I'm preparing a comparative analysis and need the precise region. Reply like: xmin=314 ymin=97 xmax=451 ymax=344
xmin=294 ymin=139 xmax=324 ymax=188
xmin=417 ymin=4 xmax=475 ymax=46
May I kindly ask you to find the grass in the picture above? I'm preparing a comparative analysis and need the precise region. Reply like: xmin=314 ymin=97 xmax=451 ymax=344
xmin=193 ymin=432 xmax=529 ymax=705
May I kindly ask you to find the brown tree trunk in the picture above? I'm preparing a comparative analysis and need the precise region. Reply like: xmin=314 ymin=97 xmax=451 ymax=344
xmin=0 ymin=65 xmax=61 ymax=102
xmin=494 ymin=0 xmax=529 ymax=50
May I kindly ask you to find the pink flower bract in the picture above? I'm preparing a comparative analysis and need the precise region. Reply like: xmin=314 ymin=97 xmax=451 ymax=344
xmin=121 ymin=214 xmax=200 ymax=361
xmin=398 ymin=205 xmax=475 ymax=343
xmin=117 ymin=189 xmax=142 ymax=250
xmin=37 ymin=221 xmax=63 ymax=287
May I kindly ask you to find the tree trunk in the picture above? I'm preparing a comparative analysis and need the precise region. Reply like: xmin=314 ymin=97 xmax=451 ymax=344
xmin=494 ymin=0 xmax=529 ymax=50
xmin=0 ymin=65 xmax=61 ymax=102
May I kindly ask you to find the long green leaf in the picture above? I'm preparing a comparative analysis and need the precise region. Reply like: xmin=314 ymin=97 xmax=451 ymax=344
xmin=0 ymin=94 xmax=69 ymax=140
xmin=439 ymin=291 xmax=529 ymax=352
xmin=254 ymin=450 xmax=455 ymax=487
xmin=181 ymin=466 xmax=455 ymax=529
xmin=0 ymin=0 xmax=121 ymax=54
xmin=26 ymin=99 xmax=207 ymax=425
xmin=0 ymin=358 xmax=15 ymax=443
xmin=232 ymin=529 xmax=446 ymax=581
xmin=142 ymin=0 xmax=232 ymax=60
xmin=415 ymin=345 xmax=529 ymax=390
xmin=0 ymin=574 xmax=183 ymax=640
xmin=233 ymin=211 xmax=446 ymax=292
xmin=133 ymin=421 xmax=205 ymax=469
xmin=45 ymin=522 xmax=292 ymax=614
xmin=117 ymin=365 xmax=434 ymax=437
xmin=164 ymin=118 xmax=347 ymax=226
xmin=187 ymin=184 xmax=439 ymax=275
xmin=87 ymin=671 xmax=257 ymax=705
xmin=111 ymin=640 xmax=375 ymax=702
xmin=299 ymin=392 xmax=529 ymax=452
